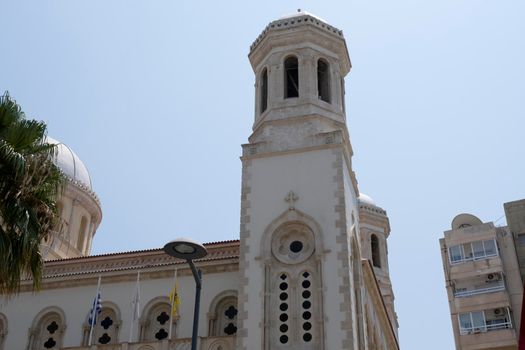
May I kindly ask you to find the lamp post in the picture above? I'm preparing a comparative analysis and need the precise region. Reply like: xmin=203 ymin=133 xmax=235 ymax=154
xmin=163 ymin=238 xmax=208 ymax=350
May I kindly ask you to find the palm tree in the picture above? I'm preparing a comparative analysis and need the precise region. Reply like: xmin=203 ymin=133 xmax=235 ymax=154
xmin=0 ymin=91 xmax=64 ymax=295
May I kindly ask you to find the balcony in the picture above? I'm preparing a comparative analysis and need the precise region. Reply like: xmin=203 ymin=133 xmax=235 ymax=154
xmin=459 ymin=328 xmax=517 ymax=350
xmin=459 ymin=320 xmax=513 ymax=335
xmin=454 ymin=281 xmax=505 ymax=298
xmin=62 ymin=336 xmax=235 ymax=350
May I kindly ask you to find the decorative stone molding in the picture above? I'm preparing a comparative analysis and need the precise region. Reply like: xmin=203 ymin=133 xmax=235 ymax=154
xmin=18 ymin=241 xmax=240 ymax=292
xmin=359 ymin=203 xmax=387 ymax=216
xmin=236 ymin=157 xmax=252 ymax=350
xmin=242 ymin=129 xmax=344 ymax=158
xmin=331 ymin=147 xmax=354 ymax=349
xmin=250 ymin=14 xmax=344 ymax=53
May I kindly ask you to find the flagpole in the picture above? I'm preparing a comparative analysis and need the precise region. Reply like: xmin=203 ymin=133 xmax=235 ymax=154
xmin=88 ymin=276 xmax=102 ymax=346
xmin=169 ymin=268 xmax=178 ymax=340
xmin=129 ymin=270 xmax=141 ymax=343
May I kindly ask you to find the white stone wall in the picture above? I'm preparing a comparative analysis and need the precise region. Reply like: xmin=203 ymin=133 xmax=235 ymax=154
xmin=0 ymin=270 xmax=239 ymax=349
xmin=238 ymin=147 xmax=353 ymax=349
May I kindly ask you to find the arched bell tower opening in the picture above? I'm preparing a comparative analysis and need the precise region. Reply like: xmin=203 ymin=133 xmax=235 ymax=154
xmin=260 ymin=68 xmax=268 ymax=114
xmin=284 ymin=56 xmax=299 ymax=99
xmin=317 ymin=58 xmax=331 ymax=103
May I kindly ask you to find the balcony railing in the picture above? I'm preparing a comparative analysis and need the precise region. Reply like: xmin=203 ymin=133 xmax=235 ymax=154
xmin=454 ymin=282 xmax=505 ymax=298
xmin=460 ymin=321 xmax=512 ymax=335
xmin=450 ymin=252 xmax=499 ymax=265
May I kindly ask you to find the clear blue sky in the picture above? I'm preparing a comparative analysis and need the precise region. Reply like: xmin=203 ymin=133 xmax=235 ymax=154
xmin=2 ymin=1 xmax=524 ymax=348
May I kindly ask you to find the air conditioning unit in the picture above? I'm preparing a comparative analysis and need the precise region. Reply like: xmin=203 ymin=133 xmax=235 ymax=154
xmin=487 ymin=273 xmax=501 ymax=282
xmin=494 ymin=308 xmax=505 ymax=316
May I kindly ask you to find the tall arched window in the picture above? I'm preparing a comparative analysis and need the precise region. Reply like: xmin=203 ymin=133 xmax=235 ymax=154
xmin=267 ymin=222 xmax=320 ymax=349
xmin=371 ymin=234 xmax=381 ymax=268
xmin=208 ymin=292 xmax=238 ymax=336
xmin=77 ymin=216 xmax=87 ymax=252
xmin=284 ymin=56 xmax=299 ymax=98
xmin=29 ymin=308 xmax=65 ymax=350
xmin=317 ymin=59 xmax=330 ymax=103
xmin=140 ymin=301 xmax=172 ymax=341
xmin=260 ymin=68 xmax=268 ymax=114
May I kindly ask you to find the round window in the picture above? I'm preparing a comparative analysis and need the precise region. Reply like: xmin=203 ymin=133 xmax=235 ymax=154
xmin=290 ymin=240 xmax=303 ymax=253
xmin=271 ymin=223 xmax=315 ymax=264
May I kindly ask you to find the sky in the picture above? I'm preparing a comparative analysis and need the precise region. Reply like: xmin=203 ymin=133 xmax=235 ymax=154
xmin=2 ymin=1 xmax=524 ymax=349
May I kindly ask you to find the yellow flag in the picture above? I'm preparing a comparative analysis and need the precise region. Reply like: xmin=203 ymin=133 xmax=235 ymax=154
xmin=169 ymin=281 xmax=181 ymax=317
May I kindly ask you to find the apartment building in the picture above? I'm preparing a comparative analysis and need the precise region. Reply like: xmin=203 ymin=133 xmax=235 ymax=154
xmin=440 ymin=199 xmax=525 ymax=350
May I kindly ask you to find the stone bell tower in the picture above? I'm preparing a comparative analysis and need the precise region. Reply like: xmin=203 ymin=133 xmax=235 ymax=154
xmin=236 ymin=11 xmax=369 ymax=350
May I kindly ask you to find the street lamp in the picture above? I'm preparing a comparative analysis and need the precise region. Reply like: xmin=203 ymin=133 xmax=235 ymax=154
xmin=163 ymin=237 xmax=208 ymax=350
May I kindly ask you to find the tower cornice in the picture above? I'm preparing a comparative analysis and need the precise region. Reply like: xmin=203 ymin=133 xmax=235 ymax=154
xmin=249 ymin=13 xmax=351 ymax=76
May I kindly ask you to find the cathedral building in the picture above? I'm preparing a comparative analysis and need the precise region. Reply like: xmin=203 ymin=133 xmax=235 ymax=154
xmin=0 ymin=11 xmax=399 ymax=350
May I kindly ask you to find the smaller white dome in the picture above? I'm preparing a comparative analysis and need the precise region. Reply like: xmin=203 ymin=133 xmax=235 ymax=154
xmin=279 ymin=9 xmax=326 ymax=22
xmin=47 ymin=137 xmax=93 ymax=190
xmin=359 ymin=193 xmax=376 ymax=207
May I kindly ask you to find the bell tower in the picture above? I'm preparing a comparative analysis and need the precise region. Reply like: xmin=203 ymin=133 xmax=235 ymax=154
xmin=237 ymin=11 xmax=398 ymax=350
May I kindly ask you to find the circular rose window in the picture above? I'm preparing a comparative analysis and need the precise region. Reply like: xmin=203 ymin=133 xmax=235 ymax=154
xmin=271 ymin=223 xmax=315 ymax=264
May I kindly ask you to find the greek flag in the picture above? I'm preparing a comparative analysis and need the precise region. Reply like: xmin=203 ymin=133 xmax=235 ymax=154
xmin=88 ymin=291 xmax=102 ymax=326
xmin=88 ymin=276 xmax=102 ymax=346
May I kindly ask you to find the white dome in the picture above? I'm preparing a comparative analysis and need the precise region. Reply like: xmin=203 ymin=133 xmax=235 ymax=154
xmin=279 ymin=9 xmax=326 ymax=22
xmin=358 ymin=193 xmax=376 ymax=207
xmin=47 ymin=137 xmax=93 ymax=190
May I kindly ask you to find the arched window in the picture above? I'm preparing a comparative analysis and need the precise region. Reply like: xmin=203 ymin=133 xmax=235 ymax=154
xmin=47 ymin=201 xmax=64 ymax=243
xmin=0 ymin=313 xmax=7 ymax=350
xmin=371 ymin=234 xmax=381 ymax=268
xmin=284 ymin=56 xmax=299 ymax=98
xmin=317 ymin=59 xmax=330 ymax=103
xmin=29 ymin=309 xmax=65 ymax=350
xmin=208 ymin=292 xmax=238 ymax=336
xmin=83 ymin=305 xmax=120 ymax=346
xmin=268 ymin=221 xmax=320 ymax=349
xmin=140 ymin=300 xmax=172 ymax=341
xmin=77 ymin=216 xmax=87 ymax=252
xmin=260 ymin=68 xmax=268 ymax=114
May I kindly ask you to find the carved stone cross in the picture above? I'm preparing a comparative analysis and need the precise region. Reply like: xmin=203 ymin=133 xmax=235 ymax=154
xmin=285 ymin=191 xmax=299 ymax=210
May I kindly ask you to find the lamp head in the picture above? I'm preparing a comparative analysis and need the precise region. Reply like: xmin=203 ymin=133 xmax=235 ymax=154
xmin=163 ymin=237 xmax=208 ymax=260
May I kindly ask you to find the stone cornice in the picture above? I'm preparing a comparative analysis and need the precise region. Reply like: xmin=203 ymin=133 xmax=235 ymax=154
xmin=250 ymin=14 xmax=344 ymax=53
xmin=249 ymin=15 xmax=351 ymax=76
xmin=62 ymin=173 xmax=100 ymax=205
xmin=63 ymin=180 xmax=103 ymax=225
xmin=19 ymin=241 xmax=240 ymax=291
xmin=359 ymin=208 xmax=391 ymax=237
xmin=242 ymin=129 xmax=344 ymax=159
